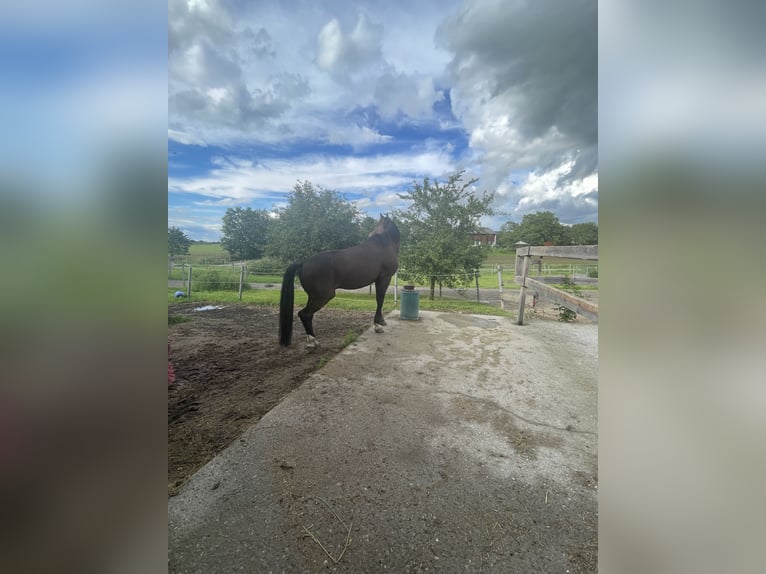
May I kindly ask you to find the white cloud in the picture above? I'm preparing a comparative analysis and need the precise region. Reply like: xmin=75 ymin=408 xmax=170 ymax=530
xmin=168 ymin=1 xmax=457 ymax=147
xmin=374 ymin=72 xmax=444 ymax=119
xmin=169 ymin=148 xmax=456 ymax=202
xmin=168 ymin=129 xmax=207 ymax=146
xmin=316 ymin=15 xmax=384 ymax=82
xmin=498 ymin=159 xmax=598 ymax=224
xmin=326 ymin=125 xmax=392 ymax=148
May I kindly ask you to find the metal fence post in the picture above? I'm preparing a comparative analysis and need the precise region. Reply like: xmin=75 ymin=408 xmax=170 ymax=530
xmin=188 ymin=266 xmax=193 ymax=299
xmin=497 ymin=265 xmax=503 ymax=293
xmin=517 ymin=250 xmax=530 ymax=325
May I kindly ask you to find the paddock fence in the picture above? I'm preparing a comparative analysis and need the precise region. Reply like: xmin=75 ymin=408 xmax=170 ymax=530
xmin=168 ymin=257 xmax=598 ymax=318
xmin=514 ymin=245 xmax=599 ymax=323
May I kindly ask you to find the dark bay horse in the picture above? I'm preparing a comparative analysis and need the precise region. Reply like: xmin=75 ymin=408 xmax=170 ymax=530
xmin=279 ymin=215 xmax=400 ymax=347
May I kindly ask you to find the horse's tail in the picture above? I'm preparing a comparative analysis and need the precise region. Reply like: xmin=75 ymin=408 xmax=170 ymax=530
xmin=279 ymin=262 xmax=301 ymax=347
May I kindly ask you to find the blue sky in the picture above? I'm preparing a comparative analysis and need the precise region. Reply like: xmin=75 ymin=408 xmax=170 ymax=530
xmin=168 ymin=0 xmax=598 ymax=241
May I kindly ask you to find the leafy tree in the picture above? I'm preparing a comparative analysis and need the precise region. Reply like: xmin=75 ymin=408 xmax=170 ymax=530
xmin=220 ymin=207 xmax=270 ymax=261
xmin=394 ymin=171 xmax=494 ymax=299
xmin=569 ymin=222 xmax=598 ymax=245
xmin=267 ymin=181 xmax=366 ymax=264
xmin=496 ymin=220 xmax=519 ymax=248
xmin=168 ymin=226 xmax=191 ymax=256
xmin=511 ymin=211 xmax=570 ymax=246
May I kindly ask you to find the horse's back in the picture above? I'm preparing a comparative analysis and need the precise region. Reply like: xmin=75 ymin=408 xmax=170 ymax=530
xmin=300 ymin=242 xmax=397 ymax=291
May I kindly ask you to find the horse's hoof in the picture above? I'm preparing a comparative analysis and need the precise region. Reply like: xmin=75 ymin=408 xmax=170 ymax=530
xmin=378 ymin=319 xmax=387 ymax=326
xmin=306 ymin=336 xmax=318 ymax=348
xmin=374 ymin=324 xmax=384 ymax=333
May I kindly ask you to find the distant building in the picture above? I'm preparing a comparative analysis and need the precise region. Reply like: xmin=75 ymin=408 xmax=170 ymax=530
xmin=469 ymin=228 xmax=497 ymax=247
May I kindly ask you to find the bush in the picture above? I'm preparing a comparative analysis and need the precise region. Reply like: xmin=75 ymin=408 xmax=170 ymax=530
xmin=248 ymin=257 xmax=285 ymax=274
xmin=587 ymin=267 xmax=599 ymax=278
xmin=193 ymin=269 xmax=250 ymax=291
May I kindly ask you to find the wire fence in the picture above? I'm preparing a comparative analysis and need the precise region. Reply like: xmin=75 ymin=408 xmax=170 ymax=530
xmin=168 ymin=261 xmax=598 ymax=308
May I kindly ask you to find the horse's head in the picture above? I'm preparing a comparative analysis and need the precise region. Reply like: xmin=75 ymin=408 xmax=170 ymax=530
xmin=368 ymin=214 xmax=400 ymax=248
xmin=369 ymin=214 xmax=392 ymax=237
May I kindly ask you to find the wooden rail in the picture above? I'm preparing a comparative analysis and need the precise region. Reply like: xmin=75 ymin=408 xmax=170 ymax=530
xmin=514 ymin=245 xmax=598 ymax=324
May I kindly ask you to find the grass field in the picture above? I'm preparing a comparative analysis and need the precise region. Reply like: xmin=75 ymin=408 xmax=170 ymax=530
xmin=171 ymin=243 xmax=231 ymax=265
xmin=168 ymin=288 xmax=510 ymax=317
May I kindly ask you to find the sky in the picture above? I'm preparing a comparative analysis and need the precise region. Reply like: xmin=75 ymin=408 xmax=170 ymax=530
xmin=168 ymin=0 xmax=598 ymax=241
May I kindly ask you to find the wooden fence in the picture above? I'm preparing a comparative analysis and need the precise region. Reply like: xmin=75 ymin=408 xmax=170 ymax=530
xmin=514 ymin=245 xmax=599 ymax=324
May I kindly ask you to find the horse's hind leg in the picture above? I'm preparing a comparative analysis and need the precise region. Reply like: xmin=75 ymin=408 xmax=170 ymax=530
xmin=297 ymin=308 xmax=316 ymax=347
xmin=373 ymin=274 xmax=393 ymax=332
xmin=298 ymin=293 xmax=333 ymax=348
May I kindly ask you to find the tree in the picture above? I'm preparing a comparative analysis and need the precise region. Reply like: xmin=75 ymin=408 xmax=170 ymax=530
xmin=168 ymin=226 xmax=191 ymax=256
xmin=569 ymin=222 xmax=598 ymax=245
xmin=394 ymin=171 xmax=494 ymax=299
xmin=267 ymin=181 xmax=366 ymax=264
xmin=496 ymin=220 xmax=519 ymax=248
xmin=511 ymin=211 xmax=570 ymax=246
xmin=220 ymin=207 xmax=270 ymax=261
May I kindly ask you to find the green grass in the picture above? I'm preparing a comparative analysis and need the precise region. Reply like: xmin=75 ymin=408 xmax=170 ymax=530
xmin=171 ymin=243 xmax=231 ymax=265
xmin=168 ymin=288 xmax=510 ymax=317
xmin=189 ymin=243 xmax=227 ymax=256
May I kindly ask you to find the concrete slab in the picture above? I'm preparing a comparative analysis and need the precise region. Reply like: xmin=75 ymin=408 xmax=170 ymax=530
xmin=169 ymin=310 xmax=598 ymax=573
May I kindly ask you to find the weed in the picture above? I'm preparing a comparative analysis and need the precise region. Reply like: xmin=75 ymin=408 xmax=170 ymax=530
xmin=168 ymin=315 xmax=190 ymax=325
xmin=342 ymin=332 xmax=358 ymax=346
xmin=555 ymin=274 xmax=582 ymax=321
xmin=554 ymin=305 xmax=577 ymax=322
xmin=559 ymin=274 xmax=583 ymax=297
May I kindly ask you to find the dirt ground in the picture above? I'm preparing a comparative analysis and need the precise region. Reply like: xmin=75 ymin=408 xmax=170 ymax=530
xmin=168 ymin=303 xmax=373 ymax=496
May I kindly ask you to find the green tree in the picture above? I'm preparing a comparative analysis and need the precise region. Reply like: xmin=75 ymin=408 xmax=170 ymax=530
xmin=394 ymin=171 xmax=494 ymax=299
xmin=496 ymin=220 xmax=519 ymax=248
xmin=513 ymin=211 xmax=570 ymax=246
xmin=220 ymin=207 xmax=270 ymax=261
xmin=267 ymin=181 xmax=366 ymax=264
xmin=569 ymin=222 xmax=598 ymax=244
xmin=168 ymin=226 xmax=191 ymax=256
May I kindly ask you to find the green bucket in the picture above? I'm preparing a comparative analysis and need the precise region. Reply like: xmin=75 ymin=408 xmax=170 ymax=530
xmin=400 ymin=286 xmax=420 ymax=320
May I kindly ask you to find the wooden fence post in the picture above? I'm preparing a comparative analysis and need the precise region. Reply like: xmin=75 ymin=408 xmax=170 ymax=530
xmin=188 ymin=266 xmax=193 ymax=299
xmin=238 ymin=265 xmax=245 ymax=301
xmin=497 ymin=265 xmax=503 ymax=293
xmin=475 ymin=270 xmax=480 ymax=302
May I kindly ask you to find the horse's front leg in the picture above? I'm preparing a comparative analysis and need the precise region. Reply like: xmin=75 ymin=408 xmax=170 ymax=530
xmin=373 ymin=275 xmax=393 ymax=332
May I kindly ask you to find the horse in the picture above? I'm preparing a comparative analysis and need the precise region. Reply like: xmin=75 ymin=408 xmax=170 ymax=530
xmin=279 ymin=215 xmax=400 ymax=348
